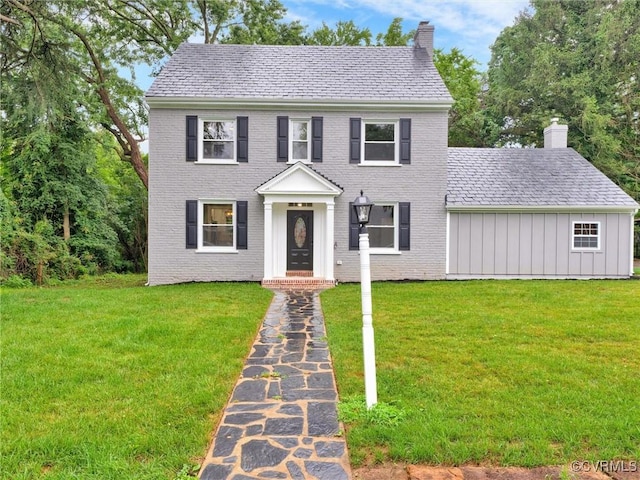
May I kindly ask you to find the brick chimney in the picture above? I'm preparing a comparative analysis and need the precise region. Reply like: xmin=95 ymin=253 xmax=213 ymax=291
xmin=413 ymin=21 xmax=434 ymax=59
xmin=543 ymin=118 xmax=568 ymax=148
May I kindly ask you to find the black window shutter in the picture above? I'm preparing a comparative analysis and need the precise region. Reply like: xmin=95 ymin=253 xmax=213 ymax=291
xmin=237 ymin=116 xmax=248 ymax=162
xmin=349 ymin=202 xmax=360 ymax=250
xmin=399 ymin=202 xmax=410 ymax=250
xmin=349 ymin=118 xmax=361 ymax=164
xmin=277 ymin=116 xmax=288 ymax=162
xmin=236 ymin=201 xmax=248 ymax=250
xmin=399 ymin=118 xmax=411 ymax=164
xmin=186 ymin=200 xmax=198 ymax=249
xmin=311 ymin=116 xmax=323 ymax=163
xmin=186 ymin=116 xmax=198 ymax=162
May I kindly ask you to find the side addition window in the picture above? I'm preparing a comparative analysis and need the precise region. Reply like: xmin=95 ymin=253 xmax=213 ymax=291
xmin=572 ymin=222 xmax=600 ymax=250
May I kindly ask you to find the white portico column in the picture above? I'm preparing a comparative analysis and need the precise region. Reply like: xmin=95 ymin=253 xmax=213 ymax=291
xmin=263 ymin=201 xmax=274 ymax=280
xmin=325 ymin=202 xmax=335 ymax=280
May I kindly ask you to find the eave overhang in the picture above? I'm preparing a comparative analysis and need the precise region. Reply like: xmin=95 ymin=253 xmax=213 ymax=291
xmin=144 ymin=96 xmax=453 ymax=112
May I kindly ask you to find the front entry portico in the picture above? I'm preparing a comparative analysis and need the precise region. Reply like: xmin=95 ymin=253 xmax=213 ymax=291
xmin=255 ymin=163 xmax=343 ymax=283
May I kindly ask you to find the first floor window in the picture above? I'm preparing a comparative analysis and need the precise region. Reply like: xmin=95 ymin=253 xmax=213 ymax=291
xmin=572 ymin=222 xmax=600 ymax=250
xmin=201 ymin=202 xmax=235 ymax=249
xmin=187 ymin=200 xmax=247 ymax=250
xmin=349 ymin=201 xmax=409 ymax=251
xmin=364 ymin=121 xmax=396 ymax=162
xmin=367 ymin=204 xmax=396 ymax=249
xmin=202 ymin=120 xmax=235 ymax=161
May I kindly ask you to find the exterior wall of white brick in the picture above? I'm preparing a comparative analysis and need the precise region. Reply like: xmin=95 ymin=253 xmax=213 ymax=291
xmin=148 ymin=107 xmax=449 ymax=285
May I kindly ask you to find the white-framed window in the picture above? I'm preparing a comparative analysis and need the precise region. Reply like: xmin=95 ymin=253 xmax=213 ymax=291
xmin=200 ymin=119 xmax=236 ymax=163
xmin=368 ymin=203 xmax=398 ymax=252
xmin=290 ymin=119 xmax=310 ymax=162
xmin=199 ymin=201 xmax=236 ymax=251
xmin=362 ymin=121 xmax=398 ymax=164
xmin=572 ymin=221 xmax=600 ymax=250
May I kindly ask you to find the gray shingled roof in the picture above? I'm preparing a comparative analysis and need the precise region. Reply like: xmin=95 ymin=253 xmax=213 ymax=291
xmin=146 ymin=43 xmax=452 ymax=102
xmin=447 ymin=148 xmax=638 ymax=208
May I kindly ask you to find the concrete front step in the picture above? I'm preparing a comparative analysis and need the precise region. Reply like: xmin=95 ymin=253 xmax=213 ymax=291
xmin=262 ymin=278 xmax=336 ymax=290
xmin=286 ymin=270 xmax=314 ymax=277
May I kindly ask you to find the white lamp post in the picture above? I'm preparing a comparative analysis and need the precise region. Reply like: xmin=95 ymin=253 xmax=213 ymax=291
xmin=353 ymin=191 xmax=378 ymax=409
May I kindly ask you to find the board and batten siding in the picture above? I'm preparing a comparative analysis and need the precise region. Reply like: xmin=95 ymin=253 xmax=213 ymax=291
xmin=448 ymin=211 xmax=634 ymax=278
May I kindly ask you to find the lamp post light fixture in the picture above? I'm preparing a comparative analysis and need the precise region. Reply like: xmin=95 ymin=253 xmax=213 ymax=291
xmin=353 ymin=191 xmax=378 ymax=409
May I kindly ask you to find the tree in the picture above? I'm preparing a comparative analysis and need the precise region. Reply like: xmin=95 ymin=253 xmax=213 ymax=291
xmin=307 ymin=20 xmax=372 ymax=46
xmin=376 ymin=17 xmax=414 ymax=46
xmin=486 ymin=0 xmax=640 ymax=201
xmin=1 ymin=73 xmax=120 ymax=281
xmin=434 ymin=48 xmax=498 ymax=147
xmin=95 ymin=134 xmax=149 ymax=273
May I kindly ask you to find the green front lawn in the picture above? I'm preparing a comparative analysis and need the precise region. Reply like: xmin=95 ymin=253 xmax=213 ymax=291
xmin=1 ymin=275 xmax=273 ymax=480
xmin=322 ymin=280 xmax=640 ymax=467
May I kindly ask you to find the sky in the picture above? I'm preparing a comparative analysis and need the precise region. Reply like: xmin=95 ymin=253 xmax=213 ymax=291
xmin=281 ymin=0 xmax=532 ymax=68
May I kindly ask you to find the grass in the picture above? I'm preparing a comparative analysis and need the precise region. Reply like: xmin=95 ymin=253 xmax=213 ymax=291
xmin=0 ymin=275 xmax=273 ymax=480
xmin=321 ymin=280 xmax=640 ymax=467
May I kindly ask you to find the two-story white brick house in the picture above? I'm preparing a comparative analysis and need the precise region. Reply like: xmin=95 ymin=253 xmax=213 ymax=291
xmin=145 ymin=22 xmax=638 ymax=286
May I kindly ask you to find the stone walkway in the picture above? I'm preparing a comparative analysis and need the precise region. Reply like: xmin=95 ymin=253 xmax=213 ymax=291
xmin=199 ymin=290 xmax=352 ymax=480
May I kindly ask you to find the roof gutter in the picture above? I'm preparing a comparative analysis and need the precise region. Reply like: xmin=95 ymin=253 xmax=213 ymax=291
xmin=446 ymin=205 xmax=639 ymax=214
xmin=144 ymin=96 xmax=453 ymax=112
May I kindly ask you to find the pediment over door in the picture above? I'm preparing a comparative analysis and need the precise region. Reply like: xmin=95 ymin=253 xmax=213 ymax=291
xmin=255 ymin=162 xmax=343 ymax=198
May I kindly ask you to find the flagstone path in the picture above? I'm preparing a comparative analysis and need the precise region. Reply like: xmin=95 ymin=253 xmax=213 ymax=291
xmin=199 ymin=289 xmax=352 ymax=480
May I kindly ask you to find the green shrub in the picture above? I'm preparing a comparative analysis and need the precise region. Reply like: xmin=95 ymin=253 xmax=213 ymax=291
xmin=1 ymin=274 xmax=33 ymax=288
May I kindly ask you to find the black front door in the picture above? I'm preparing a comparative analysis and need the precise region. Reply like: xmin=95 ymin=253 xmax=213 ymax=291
xmin=287 ymin=210 xmax=313 ymax=271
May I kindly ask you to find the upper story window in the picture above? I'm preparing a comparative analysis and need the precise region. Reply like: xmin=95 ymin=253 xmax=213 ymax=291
xmin=201 ymin=120 xmax=235 ymax=162
xmin=186 ymin=116 xmax=248 ymax=164
xmin=350 ymin=118 xmax=410 ymax=165
xmin=202 ymin=120 xmax=236 ymax=161
xmin=290 ymin=120 xmax=310 ymax=162
xmin=277 ymin=116 xmax=322 ymax=163
xmin=572 ymin=222 xmax=600 ymax=250
xmin=364 ymin=122 xmax=397 ymax=162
